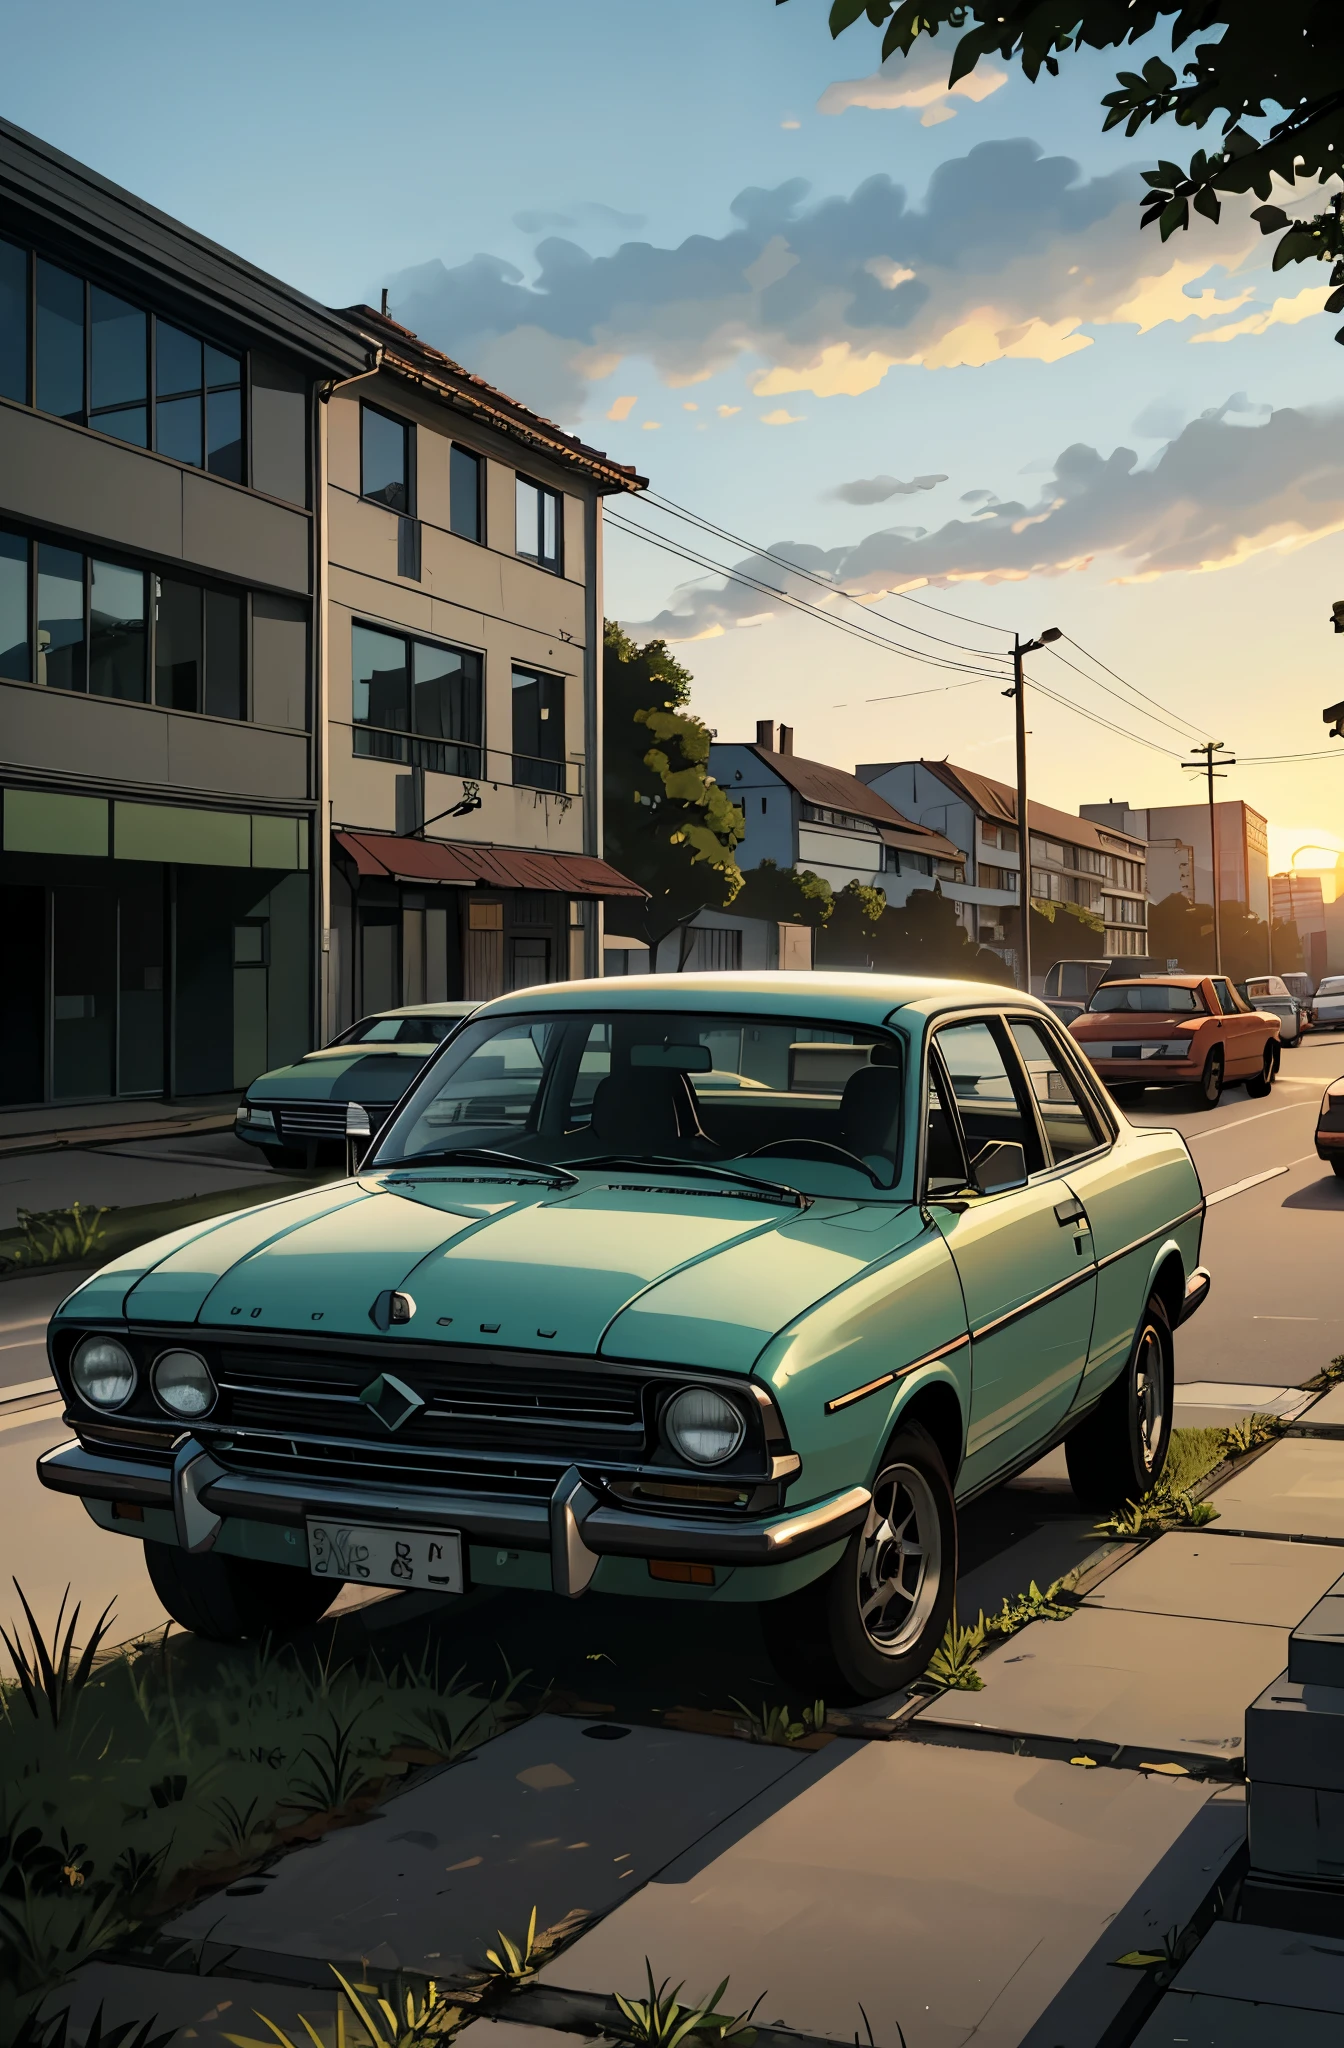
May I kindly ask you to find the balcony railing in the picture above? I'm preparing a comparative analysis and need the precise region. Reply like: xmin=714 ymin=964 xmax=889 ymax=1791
xmin=351 ymin=725 xmax=584 ymax=795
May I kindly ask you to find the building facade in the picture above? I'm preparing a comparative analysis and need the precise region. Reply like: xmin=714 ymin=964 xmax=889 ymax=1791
xmin=319 ymin=306 xmax=644 ymax=1032
xmin=864 ymin=762 xmax=1149 ymax=971
xmin=1271 ymin=870 xmax=1329 ymax=983
xmin=1091 ymin=800 xmax=1269 ymax=926
xmin=0 ymin=116 xmax=370 ymax=1109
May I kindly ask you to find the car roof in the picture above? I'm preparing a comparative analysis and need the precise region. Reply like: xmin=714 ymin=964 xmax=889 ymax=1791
xmin=1100 ymin=974 xmax=1207 ymax=988
xmin=372 ymin=1002 xmax=478 ymax=1019
xmin=472 ymin=970 xmax=1060 ymax=1031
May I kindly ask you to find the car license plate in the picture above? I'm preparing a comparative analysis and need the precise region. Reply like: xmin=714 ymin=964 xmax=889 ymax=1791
xmin=306 ymin=1519 xmax=463 ymax=1594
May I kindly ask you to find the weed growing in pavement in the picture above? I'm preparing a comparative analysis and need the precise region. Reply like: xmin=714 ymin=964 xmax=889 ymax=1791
xmin=981 ymin=1579 xmax=1074 ymax=1639
xmin=729 ymin=1698 xmax=826 ymax=1744
xmin=1094 ymin=1482 xmax=1219 ymax=1539
xmin=1302 ymin=1354 xmax=1344 ymax=1395
xmin=924 ymin=1610 xmax=987 ymax=1691
xmin=2 ymin=1203 xmax=114 ymax=1269
xmin=0 ymin=1584 xmax=526 ymax=2036
xmin=614 ymin=1961 xmax=763 ymax=2048
xmin=1222 ymin=1412 xmax=1284 ymax=1456
xmin=485 ymin=1903 xmax=542 ymax=1983
xmin=12 ymin=2005 xmax=174 ymax=2048
xmin=226 ymin=1965 xmax=464 ymax=2048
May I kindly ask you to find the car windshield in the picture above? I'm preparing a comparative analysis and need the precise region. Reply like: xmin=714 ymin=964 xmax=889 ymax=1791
xmin=334 ymin=1014 xmax=462 ymax=1047
xmin=1319 ymin=979 xmax=1344 ymax=997
xmin=1087 ymin=983 xmax=1204 ymax=1015
xmin=372 ymin=1008 xmax=907 ymax=1194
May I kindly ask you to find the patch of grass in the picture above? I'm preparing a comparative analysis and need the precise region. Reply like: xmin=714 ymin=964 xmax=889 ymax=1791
xmin=614 ymin=1962 xmax=763 ymax=2048
xmin=0 ymin=1587 xmax=524 ymax=2036
xmin=1302 ymin=1353 xmax=1344 ymax=1395
xmin=1094 ymin=1482 xmax=1219 ymax=1539
xmin=729 ymin=1698 xmax=826 ymax=1744
xmin=226 ymin=1966 xmax=464 ymax=2048
xmin=982 ymin=1579 xmax=1074 ymax=1639
xmin=0 ymin=1179 xmax=337 ymax=1281
xmin=1222 ymin=1412 xmax=1284 ymax=1456
xmin=924 ymin=1609 xmax=987 ymax=1691
xmin=923 ymin=1574 xmax=1078 ymax=1693
xmin=2 ymin=1206 xmax=115 ymax=1271
xmin=1165 ymin=1425 xmax=1229 ymax=1494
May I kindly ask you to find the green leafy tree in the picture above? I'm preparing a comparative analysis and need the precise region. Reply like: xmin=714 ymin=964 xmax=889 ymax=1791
xmin=729 ymin=858 xmax=835 ymax=929
xmin=1148 ymin=890 xmax=1301 ymax=978
xmin=602 ymin=623 xmax=745 ymax=962
xmin=816 ymin=879 xmax=889 ymax=969
xmin=872 ymin=884 xmax=1014 ymax=982
xmin=1029 ymin=897 xmax=1106 ymax=976
xmin=806 ymin=2 xmax=1344 ymax=337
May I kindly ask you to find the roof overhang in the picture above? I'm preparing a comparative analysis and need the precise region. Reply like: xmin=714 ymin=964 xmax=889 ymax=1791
xmin=333 ymin=831 xmax=647 ymax=899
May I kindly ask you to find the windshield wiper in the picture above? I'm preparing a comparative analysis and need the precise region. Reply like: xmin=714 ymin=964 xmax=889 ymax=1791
xmin=581 ymin=1153 xmax=811 ymax=1210
xmin=381 ymin=1147 xmax=579 ymax=1186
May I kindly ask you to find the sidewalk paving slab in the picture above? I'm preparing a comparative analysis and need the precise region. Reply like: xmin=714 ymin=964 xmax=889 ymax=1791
xmin=920 ymin=1607 xmax=1287 ymax=1757
xmin=1199 ymin=1439 xmax=1344 ymax=1542
xmin=541 ymin=1740 xmax=1222 ymax=2048
xmin=1291 ymin=1381 xmax=1344 ymax=1435
xmin=1172 ymin=1921 xmax=1344 ymax=2014
xmin=1084 ymin=1532 xmax=1344 ymax=1628
xmin=41 ymin=1962 xmax=349 ymax=2048
xmin=164 ymin=1713 xmax=810 ymax=1980
xmin=1176 ymin=1382 xmax=1318 ymax=1429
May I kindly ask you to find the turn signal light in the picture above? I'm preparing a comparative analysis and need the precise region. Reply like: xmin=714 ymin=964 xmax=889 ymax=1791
xmin=648 ymin=1560 xmax=715 ymax=1585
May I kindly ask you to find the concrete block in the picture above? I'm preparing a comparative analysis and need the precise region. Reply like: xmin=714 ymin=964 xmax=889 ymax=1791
xmin=1290 ymin=1588 xmax=1344 ymax=1687
xmin=1173 ymin=1920 xmax=1344 ymax=2015
xmin=1245 ymin=1675 xmax=1344 ymax=1792
xmin=1132 ymin=1988 xmax=1342 ymax=2046
xmin=1292 ymin=1382 xmax=1344 ymax=1435
xmin=1249 ymin=1780 xmax=1344 ymax=1881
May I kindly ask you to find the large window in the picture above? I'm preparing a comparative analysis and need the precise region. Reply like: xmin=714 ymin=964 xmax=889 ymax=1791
xmin=375 ymin=1007 xmax=906 ymax=1195
xmin=351 ymin=621 xmax=482 ymax=775
xmin=511 ymin=666 xmax=565 ymax=790
xmin=0 ymin=240 xmax=246 ymax=477
xmin=450 ymin=445 xmax=482 ymax=542
xmin=515 ymin=474 xmax=562 ymax=572
xmin=361 ymin=404 xmax=411 ymax=513
xmin=1 ymin=526 xmax=261 ymax=720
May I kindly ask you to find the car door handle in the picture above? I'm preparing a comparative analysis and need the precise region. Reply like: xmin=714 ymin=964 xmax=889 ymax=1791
xmin=1054 ymin=1196 xmax=1087 ymax=1226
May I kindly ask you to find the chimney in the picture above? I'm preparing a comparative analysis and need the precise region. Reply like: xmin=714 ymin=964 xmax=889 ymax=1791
xmin=778 ymin=725 xmax=794 ymax=755
xmin=756 ymin=719 xmax=778 ymax=751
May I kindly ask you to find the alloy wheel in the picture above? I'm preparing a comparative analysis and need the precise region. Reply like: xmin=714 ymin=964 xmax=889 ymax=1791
xmin=855 ymin=1462 xmax=942 ymax=1654
xmin=1134 ymin=1324 xmax=1166 ymax=1474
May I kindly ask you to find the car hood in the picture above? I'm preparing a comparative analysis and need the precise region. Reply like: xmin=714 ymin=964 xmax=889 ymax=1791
xmin=245 ymin=1049 xmax=433 ymax=1105
xmin=58 ymin=1172 xmax=925 ymax=1374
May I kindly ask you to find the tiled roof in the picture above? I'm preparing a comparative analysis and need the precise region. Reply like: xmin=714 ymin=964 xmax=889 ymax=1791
xmin=917 ymin=761 xmax=1145 ymax=853
xmin=335 ymin=306 xmax=646 ymax=496
xmin=333 ymin=831 xmax=646 ymax=898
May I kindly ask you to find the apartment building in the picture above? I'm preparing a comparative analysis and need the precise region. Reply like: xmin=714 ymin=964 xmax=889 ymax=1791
xmin=320 ymin=306 xmax=645 ymax=1028
xmin=1271 ymin=870 xmax=1330 ymax=982
xmin=861 ymin=761 xmax=1149 ymax=967
xmin=1088 ymin=800 xmax=1269 ymax=926
xmin=0 ymin=116 xmax=368 ymax=1110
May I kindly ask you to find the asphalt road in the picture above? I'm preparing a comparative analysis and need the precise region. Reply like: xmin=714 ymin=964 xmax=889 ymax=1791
xmin=1 ymin=1038 xmax=1338 ymax=1651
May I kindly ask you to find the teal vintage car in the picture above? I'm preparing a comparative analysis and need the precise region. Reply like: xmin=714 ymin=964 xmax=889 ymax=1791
xmin=234 ymin=1001 xmax=477 ymax=1171
xmin=38 ymin=973 xmax=1209 ymax=1700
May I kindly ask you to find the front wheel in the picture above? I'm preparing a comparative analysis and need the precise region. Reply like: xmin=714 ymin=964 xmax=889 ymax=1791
xmin=760 ymin=1423 xmax=957 ymax=1703
xmin=1197 ymin=1049 xmax=1224 ymax=1110
xmin=1332 ymin=1159 xmax=1344 ymax=1181
xmin=1245 ymin=1044 xmax=1276 ymax=1099
xmin=144 ymin=1543 xmax=339 ymax=1641
xmin=1065 ymin=1295 xmax=1173 ymax=1512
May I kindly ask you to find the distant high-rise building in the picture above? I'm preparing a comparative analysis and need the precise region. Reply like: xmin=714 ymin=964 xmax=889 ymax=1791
xmin=1084 ymin=800 xmax=1269 ymax=922
xmin=1272 ymin=871 xmax=1329 ymax=983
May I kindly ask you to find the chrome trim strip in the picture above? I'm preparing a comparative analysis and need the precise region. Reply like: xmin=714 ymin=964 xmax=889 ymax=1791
xmin=1094 ymin=1201 xmax=1205 ymax=1272
xmin=825 ymin=1333 xmax=969 ymax=1415
xmin=971 ymin=1263 xmax=1096 ymax=1343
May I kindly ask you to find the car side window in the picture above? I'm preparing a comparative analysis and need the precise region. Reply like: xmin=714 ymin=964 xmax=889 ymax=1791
xmin=924 ymin=1052 xmax=968 ymax=1196
xmin=1210 ymin=977 xmax=1246 ymax=1014
xmin=933 ymin=1018 xmax=1044 ymax=1174
xmin=1009 ymin=1020 xmax=1105 ymax=1165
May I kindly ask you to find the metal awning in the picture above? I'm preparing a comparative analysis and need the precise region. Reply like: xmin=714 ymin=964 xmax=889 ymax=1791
xmin=332 ymin=831 xmax=646 ymax=899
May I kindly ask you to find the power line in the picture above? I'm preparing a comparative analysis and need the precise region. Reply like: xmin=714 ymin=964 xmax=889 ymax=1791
xmin=638 ymin=488 xmax=1016 ymax=657
xmin=605 ymin=511 xmax=1012 ymax=681
xmin=1041 ymin=643 xmax=1213 ymax=747
xmin=1022 ymin=672 xmax=1188 ymax=759
xmin=1062 ymin=634 xmax=1220 ymax=744
xmin=1236 ymin=748 xmax=1344 ymax=764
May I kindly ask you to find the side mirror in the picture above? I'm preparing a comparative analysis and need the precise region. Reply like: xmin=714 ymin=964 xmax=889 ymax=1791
xmin=345 ymin=1100 xmax=372 ymax=1175
xmin=968 ymin=1140 xmax=1028 ymax=1196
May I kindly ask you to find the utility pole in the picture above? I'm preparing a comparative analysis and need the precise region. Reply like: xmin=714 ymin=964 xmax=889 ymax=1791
xmin=1004 ymin=628 xmax=1061 ymax=993
xmin=1183 ymin=742 xmax=1235 ymax=976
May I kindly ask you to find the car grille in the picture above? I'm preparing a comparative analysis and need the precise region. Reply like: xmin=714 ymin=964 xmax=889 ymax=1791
xmin=208 ymin=1344 xmax=649 ymax=1464
xmin=268 ymin=1101 xmax=374 ymax=1144
xmin=211 ymin=1429 xmax=569 ymax=1502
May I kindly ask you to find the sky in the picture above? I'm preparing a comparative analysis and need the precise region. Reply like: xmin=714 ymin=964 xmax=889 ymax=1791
xmin=5 ymin=0 xmax=1344 ymax=875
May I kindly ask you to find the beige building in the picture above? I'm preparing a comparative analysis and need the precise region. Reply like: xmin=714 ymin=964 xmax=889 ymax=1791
xmin=319 ymin=305 xmax=645 ymax=1031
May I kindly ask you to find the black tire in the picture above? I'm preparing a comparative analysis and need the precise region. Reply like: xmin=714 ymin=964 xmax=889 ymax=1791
xmin=1109 ymin=1083 xmax=1145 ymax=1103
xmin=1332 ymin=1159 xmax=1344 ymax=1180
xmin=760 ymin=1422 xmax=957 ymax=1704
xmin=1245 ymin=1044 xmax=1275 ymax=1099
xmin=144 ymin=1543 xmax=339 ymax=1642
xmin=1196 ymin=1048 xmax=1224 ymax=1110
xmin=1065 ymin=1295 xmax=1174 ymax=1512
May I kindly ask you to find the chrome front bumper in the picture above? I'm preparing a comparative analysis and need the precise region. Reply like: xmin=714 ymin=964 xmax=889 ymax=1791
xmin=36 ymin=1438 xmax=871 ymax=1599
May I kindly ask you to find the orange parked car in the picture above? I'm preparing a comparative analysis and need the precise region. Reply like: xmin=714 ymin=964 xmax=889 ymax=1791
xmin=1068 ymin=974 xmax=1280 ymax=1110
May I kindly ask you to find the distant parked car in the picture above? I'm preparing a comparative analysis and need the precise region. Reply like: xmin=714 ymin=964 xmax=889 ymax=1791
xmin=234 ymin=1002 xmax=477 ymax=1170
xmin=1042 ymin=958 xmax=1162 ymax=1005
xmin=1239 ymin=975 xmax=1303 ymax=1048
xmin=1069 ymin=974 xmax=1280 ymax=1109
xmin=1314 ymin=976 xmax=1344 ymax=1032
xmin=1316 ymin=1076 xmax=1344 ymax=1179
xmin=1281 ymin=972 xmax=1314 ymax=1012
xmin=1045 ymin=999 xmax=1086 ymax=1028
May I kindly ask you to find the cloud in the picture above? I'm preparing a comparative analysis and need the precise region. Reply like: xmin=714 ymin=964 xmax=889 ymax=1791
xmin=513 ymin=202 xmax=646 ymax=234
xmin=385 ymin=142 xmax=1275 ymax=420
xmin=1190 ymin=284 xmax=1331 ymax=344
xmin=717 ymin=404 xmax=741 ymax=417
xmin=828 ymin=472 xmax=949 ymax=504
xmin=818 ymin=48 xmax=1007 ymax=123
xmin=761 ymin=407 xmax=805 ymax=425
xmin=606 ymin=394 xmax=638 ymax=421
xmin=1131 ymin=395 xmax=1188 ymax=439
xmin=625 ymin=403 xmax=1344 ymax=638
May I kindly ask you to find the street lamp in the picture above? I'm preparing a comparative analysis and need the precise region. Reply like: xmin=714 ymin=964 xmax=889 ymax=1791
xmin=1003 ymin=627 xmax=1061 ymax=993
xmin=1323 ymin=697 xmax=1344 ymax=740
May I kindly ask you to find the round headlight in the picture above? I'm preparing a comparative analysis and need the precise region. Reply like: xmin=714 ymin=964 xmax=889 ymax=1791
xmin=70 ymin=1335 xmax=136 ymax=1411
xmin=151 ymin=1349 xmax=216 ymax=1418
xmin=662 ymin=1387 xmax=746 ymax=1467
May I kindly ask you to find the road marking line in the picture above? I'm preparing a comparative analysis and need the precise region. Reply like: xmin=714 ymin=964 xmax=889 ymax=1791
xmin=0 ymin=1317 xmax=54 ymax=1333
xmin=1206 ymin=1166 xmax=1289 ymax=1205
xmin=0 ymin=1376 xmax=57 ymax=1404
xmin=0 ymin=1397 xmax=62 ymax=1434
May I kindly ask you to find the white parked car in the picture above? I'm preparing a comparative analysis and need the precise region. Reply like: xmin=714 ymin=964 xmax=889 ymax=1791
xmin=1315 ymin=976 xmax=1344 ymax=1032
xmin=1240 ymin=975 xmax=1303 ymax=1048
